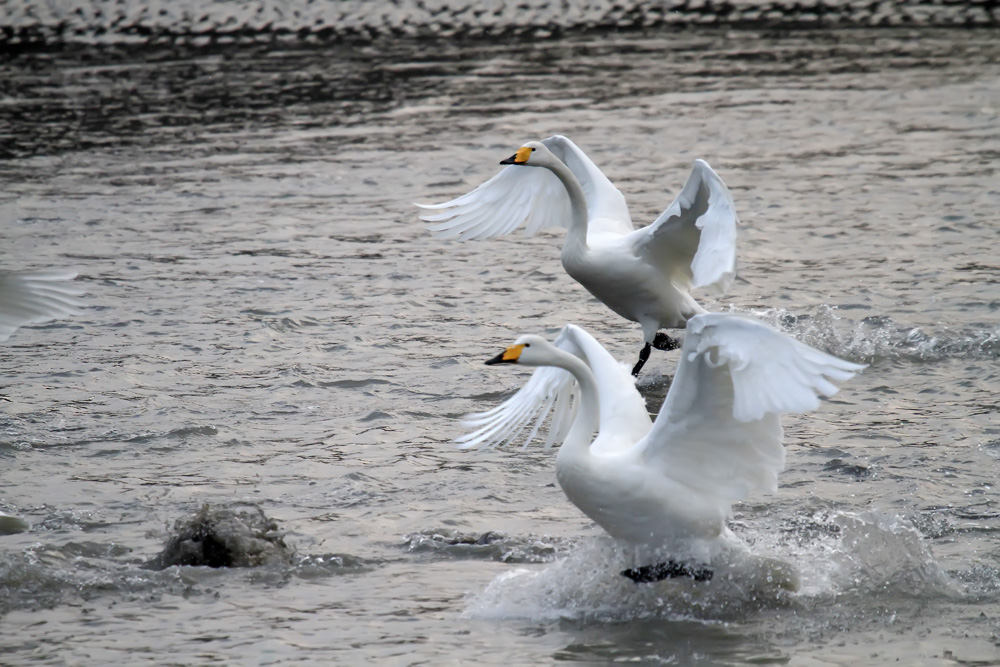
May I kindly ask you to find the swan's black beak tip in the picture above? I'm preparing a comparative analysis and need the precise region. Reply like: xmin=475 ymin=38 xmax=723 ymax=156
xmin=486 ymin=343 xmax=524 ymax=365
xmin=485 ymin=351 xmax=508 ymax=365
xmin=499 ymin=154 xmax=518 ymax=165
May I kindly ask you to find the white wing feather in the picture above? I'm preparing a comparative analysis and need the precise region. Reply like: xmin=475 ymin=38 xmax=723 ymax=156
xmin=0 ymin=270 xmax=83 ymax=343
xmin=457 ymin=327 xmax=581 ymax=450
xmin=633 ymin=159 xmax=738 ymax=294
xmin=457 ymin=324 xmax=649 ymax=451
xmin=419 ymin=164 xmax=572 ymax=240
xmin=418 ymin=136 xmax=631 ymax=240
xmin=638 ymin=313 xmax=865 ymax=503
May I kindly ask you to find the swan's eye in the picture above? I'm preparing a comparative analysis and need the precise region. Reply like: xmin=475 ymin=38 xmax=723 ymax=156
xmin=524 ymin=343 xmax=531 ymax=347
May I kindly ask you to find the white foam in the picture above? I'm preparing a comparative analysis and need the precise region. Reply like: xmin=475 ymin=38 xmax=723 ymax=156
xmin=464 ymin=510 xmax=958 ymax=623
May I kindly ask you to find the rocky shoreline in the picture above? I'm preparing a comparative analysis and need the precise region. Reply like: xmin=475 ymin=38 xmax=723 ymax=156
xmin=2 ymin=0 xmax=998 ymax=47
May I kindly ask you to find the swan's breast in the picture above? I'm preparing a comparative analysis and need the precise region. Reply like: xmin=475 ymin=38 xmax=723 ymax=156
xmin=555 ymin=454 xmax=729 ymax=546
xmin=562 ymin=246 xmax=685 ymax=326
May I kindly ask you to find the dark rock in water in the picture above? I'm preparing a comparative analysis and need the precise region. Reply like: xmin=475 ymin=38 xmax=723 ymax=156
xmin=824 ymin=458 xmax=872 ymax=479
xmin=622 ymin=560 xmax=714 ymax=583
xmin=0 ymin=511 xmax=30 ymax=535
xmin=402 ymin=529 xmax=559 ymax=563
xmin=146 ymin=504 xmax=292 ymax=570
xmin=440 ymin=531 xmax=504 ymax=546
xmin=403 ymin=529 xmax=506 ymax=552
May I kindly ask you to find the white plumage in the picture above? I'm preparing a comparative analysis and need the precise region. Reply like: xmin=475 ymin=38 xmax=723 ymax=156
xmin=462 ymin=313 xmax=865 ymax=561
xmin=418 ymin=136 xmax=739 ymax=375
xmin=0 ymin=270 xmax=83 ymax=342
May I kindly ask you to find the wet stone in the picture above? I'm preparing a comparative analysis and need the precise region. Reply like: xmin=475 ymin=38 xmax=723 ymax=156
xmin=824 ymin=458 xmax=873 ymax=479
xmin=0 ymin=512 xmax=30 ymax=536
xmin=146 ymin=504 xmax=292 ymax=570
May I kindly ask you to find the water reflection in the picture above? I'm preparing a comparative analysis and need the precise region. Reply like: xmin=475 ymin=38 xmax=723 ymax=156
xmin=553 ymin=617 xmax=782 ymax=665
xmin=2 ymin=29 xmax=999 ymax=160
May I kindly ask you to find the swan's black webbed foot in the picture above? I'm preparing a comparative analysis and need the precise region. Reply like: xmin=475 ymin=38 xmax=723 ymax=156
xmin=652 ymin=332 xmax=680 ymax=351
xmin=631 ymin=343 xmax=652 ymax=377
xmin=621 ymin=560 xmax=714 ymax=583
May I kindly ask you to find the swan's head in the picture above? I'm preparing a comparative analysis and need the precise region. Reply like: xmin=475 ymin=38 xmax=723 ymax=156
xmin=485 ymin=334 xmax=555 ymax=367
xmin=499 ymin=141 xmax=556 ymax=168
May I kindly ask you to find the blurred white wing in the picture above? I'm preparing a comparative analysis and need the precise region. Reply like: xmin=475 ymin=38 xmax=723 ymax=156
xmin=419 ymin=161 xmax=572 ymax=241
xmin=637 ymin=313 xmax=865 ymax=504
xmin=457 ymin=326 xmax=581 ymax=450
xmin=0 ymin=270 xmax=83 ymax=343
xmin=418 ymin=136 xmax=631 ymax=241
xmin=632 ymin=159 xmax=738 ymax=294
xmin=458 ymin=324 xmax=649 ymax=451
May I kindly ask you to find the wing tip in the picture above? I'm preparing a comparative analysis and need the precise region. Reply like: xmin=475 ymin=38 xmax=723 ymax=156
xmin=688 ymin=313 xmax=867 ymax=421
xmin=414 ymin=201 xmax=456 ymax=212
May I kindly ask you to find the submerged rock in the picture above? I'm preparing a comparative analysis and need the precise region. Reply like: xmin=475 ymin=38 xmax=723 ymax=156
xmin=146 ymin=504 xmax=292 ymax=570
xmin=403 ymin=529 xmax=560 ymax=563
xmin=0 ymin=511 xmax=30 ymax=535
xmin=824 ymin=458 xmax=872 ymax=479
xmin=438 ymin=531 xmax=504 ymax=547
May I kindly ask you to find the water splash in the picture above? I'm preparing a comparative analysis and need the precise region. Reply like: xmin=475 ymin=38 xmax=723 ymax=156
xmin=733 ymin=305 xmax=1000 ymax=364
xmin=463 ymin=509 xmax=958 ymax=623
xmin=826 ymin=511 xmax=955 ymax=596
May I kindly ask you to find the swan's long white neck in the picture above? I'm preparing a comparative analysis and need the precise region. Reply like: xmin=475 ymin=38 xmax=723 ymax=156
xmin=543 ymin=349 xmax=600 ymax=465
xmin=543 ymin=159 xmax=590 ymax=251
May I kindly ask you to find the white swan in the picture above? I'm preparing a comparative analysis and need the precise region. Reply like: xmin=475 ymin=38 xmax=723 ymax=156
xmin=459 ymin=313 xmax=865 ymax=580
xmin=0 ymin=270 xmax=83 ymax=343
xmin=418 ymin=136 xmax=739 ymax=376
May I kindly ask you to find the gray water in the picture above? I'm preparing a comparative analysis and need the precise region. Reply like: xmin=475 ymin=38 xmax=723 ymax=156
xmin=3 ymin=0 xmax=997 ymax=46
xmin=1 ymin=24 xmax=1000 ymax=666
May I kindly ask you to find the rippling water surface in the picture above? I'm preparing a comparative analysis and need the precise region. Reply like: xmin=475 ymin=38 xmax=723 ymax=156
xmin=1 ymin=25 xmax=999 ymax=665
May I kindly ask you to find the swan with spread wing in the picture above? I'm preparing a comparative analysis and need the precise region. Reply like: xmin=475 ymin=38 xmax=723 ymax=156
xmin=418 ymin=136 xmax=739 ymax=376
xmin=459 ymin=313 xmax=864 ymax=583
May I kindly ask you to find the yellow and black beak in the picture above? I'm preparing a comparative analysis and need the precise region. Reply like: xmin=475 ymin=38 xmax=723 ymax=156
xmin=485 ymin=344 xmax=525 ymax=365
xmin=500 ymin=146 xmax=533 ymax=165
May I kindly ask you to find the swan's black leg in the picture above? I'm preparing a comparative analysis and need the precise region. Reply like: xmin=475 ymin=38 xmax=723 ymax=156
xmin=631 ymin=343 xmax=652 ymax=377
xmin=621 ymin=560 xmax=713 ymax=583
xmin=652 ymin=332 xmax=680 ymax=351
